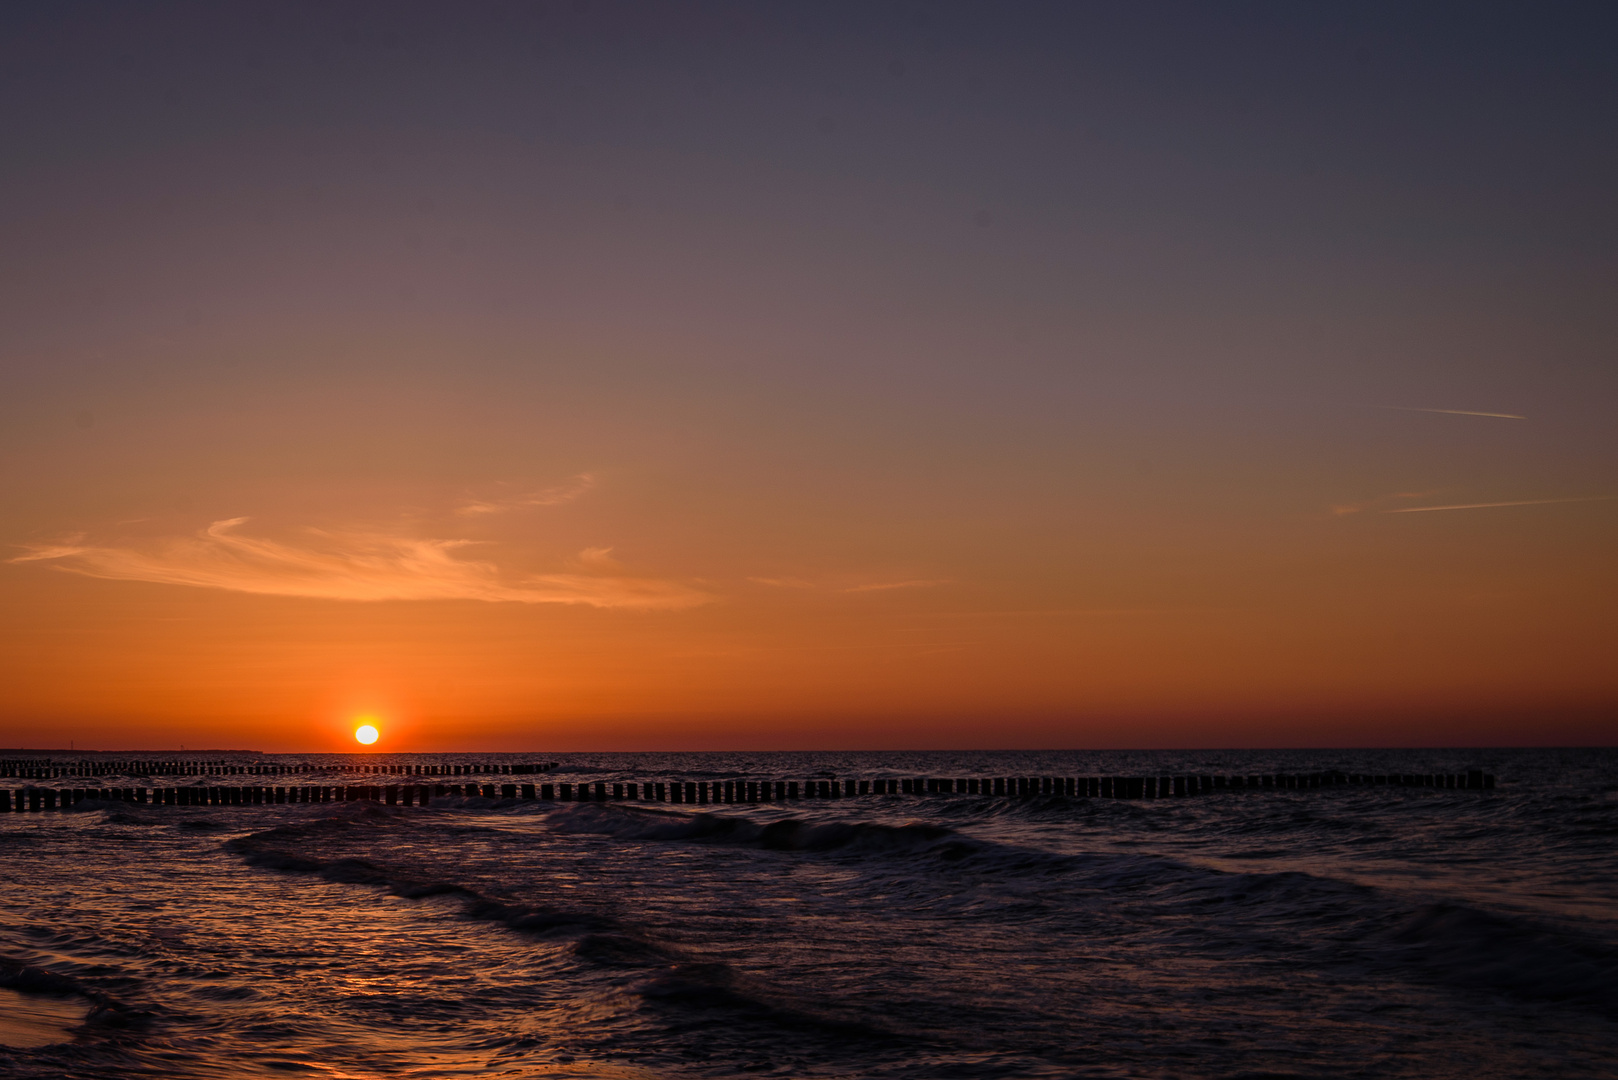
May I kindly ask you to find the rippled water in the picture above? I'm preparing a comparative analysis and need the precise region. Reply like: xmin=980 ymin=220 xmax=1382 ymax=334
xmin=1 ymin=748 xmax=1614 ymax=1078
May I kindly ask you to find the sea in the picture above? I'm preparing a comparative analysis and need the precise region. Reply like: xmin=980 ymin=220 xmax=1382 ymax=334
xmin=0 ymin=748 xmax=1614 ymax=1079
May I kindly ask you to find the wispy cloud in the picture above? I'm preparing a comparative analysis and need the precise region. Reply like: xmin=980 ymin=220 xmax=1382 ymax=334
xmin=748 ymin=575 xmax=950 ymax=594
xmin=1330 ymin=492 xmax=1437 ymax=516
xmin=455 ymin=474 xmax=596 ymax=516
xmin=11 ymin=518 xmax=706 ymax=609
xmin=1383 ymin=496 xmax=1613 ymax=514
xmin=747 ymin=576 xmax=817 ymax=589
xmin=1377 ymin=406 xmax=1526 ymax=419
xmin=838 ymin=579 xmax=951 ymax=593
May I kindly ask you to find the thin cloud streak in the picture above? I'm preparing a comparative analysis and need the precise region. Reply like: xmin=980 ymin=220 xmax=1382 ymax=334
xmin=1378 ymin=406 xmax=1526 ymax=419
xmin=748 ymin=577 xmax=950 ymax=593
xmin=11 ymin=518 xmax=706 ymax=609
xmin=747 ymin=576 xmax=817 ymax=589
xmin=839 ymin=579 xmax=951 ymax=593
xmin=455 ymin=474 xmax=596 ymax=515
xmin=1331 ymin=491 xmax=1437 ymax=516
xmin=1384 ymin=496 xmax=1614 ymax=514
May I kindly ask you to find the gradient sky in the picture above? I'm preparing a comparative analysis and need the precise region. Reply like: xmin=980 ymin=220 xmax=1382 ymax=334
xmin=2 ymin=1 xmax=1615 ymax=751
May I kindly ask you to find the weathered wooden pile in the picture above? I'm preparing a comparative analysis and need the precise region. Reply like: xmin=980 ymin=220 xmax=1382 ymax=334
xmin=0 ymin=770 xmax=1497 ymax=811
xmin=0 ymin=760 xmax=557 ymax=779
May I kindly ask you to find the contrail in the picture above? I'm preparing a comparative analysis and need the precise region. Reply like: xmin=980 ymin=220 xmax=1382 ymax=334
xmin=1378 ymin=406 xmax=1526 ymax=419
xmin=1385 ymin=496 xmax=1612 ymax=514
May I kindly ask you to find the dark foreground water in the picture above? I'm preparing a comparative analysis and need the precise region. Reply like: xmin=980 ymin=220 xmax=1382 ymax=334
xmin=1 ymin=748 xmax=1615 ymax=1079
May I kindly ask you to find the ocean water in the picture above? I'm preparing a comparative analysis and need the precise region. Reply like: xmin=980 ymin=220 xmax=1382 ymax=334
xmin=1 ymin=748 xmax=1614 ymax=1079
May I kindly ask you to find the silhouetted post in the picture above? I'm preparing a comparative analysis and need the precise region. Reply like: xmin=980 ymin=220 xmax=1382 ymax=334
xmin=541 ymin=783 xmax=554 ymax=799
xmin=521 ymin=784 xmax=535 ymax=799
xmin=560 ymin=782 xmax=574 ymax=800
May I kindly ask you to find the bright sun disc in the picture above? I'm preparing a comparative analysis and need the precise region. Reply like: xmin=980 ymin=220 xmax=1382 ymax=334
xmin=354 ymin=724 xmax=379 ymax=745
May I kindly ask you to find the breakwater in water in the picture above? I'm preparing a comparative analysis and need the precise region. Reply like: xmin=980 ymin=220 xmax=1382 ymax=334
xmin=0 ymin=768 xmax=1498 ymax=811
xmin=0 ymin=759 xmax=557 ymax=779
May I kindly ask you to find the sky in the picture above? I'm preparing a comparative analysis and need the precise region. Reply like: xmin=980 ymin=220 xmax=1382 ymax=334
xmin=1 ymin=1 xmax=1614 ymax=751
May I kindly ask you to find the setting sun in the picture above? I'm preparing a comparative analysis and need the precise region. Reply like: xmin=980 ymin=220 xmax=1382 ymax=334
xmin=354 ymin=723 xmax=379 ymax=745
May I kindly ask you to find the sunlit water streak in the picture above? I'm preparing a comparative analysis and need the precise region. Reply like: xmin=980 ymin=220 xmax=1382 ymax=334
xmin=1 ymin=749 xmax=1614 ymax=1078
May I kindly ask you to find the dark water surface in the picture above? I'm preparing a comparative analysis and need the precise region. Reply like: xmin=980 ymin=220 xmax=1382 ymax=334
xmin=1 ymin=748 xmax=1615 ymax=1078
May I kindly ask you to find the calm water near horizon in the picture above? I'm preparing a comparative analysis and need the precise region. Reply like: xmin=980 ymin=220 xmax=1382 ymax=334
xmin=1 ymin=748 xmax=1615 ymax=1078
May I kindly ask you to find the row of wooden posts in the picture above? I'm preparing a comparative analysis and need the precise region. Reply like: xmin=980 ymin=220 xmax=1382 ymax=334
xmin=0 ymin=761 xmax=558 ymax=780
xmin=0 ymin=771 xmax=1497 ymax=811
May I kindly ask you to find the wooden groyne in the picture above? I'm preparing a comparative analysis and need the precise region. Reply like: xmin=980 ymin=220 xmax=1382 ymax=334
xmin=0 ymin=760 xmax=558 ymax=780
xmin=0 ymin=771 xmax=1498 ymax=811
